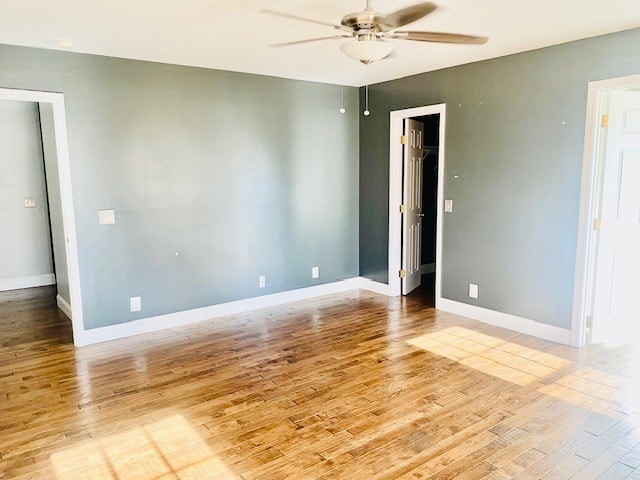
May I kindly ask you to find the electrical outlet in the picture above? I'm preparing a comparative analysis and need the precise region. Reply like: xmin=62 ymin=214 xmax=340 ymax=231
xmin=259 ymin=275 xmax=266 ymax=288
xmin=469 ymin=284 xmax=479 ymax=299
xmin=312 ymin=266 xmax=319 ymax=279
xmin=24 ymin=197 xmax=36 ymax=208
xmin=130 ymin=296 xmax=142 ymax=312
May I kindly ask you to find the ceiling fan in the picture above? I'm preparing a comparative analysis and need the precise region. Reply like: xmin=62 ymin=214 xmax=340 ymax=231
xmin=263 ymin=1 xmax=488 ymax=64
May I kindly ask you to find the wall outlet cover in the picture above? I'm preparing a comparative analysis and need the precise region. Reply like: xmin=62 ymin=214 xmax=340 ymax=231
xmin=259 ymin=275 xmax=266 ymax=288
xmin=130 ymin=296 xmax=142 ymax=312
xmin=469 ymin=283 xmax=479 ymax=299
xmin=312 ymin=266 xmax=319 ymax=279
xmin=24 ymin=197 xmax=36 ymax=208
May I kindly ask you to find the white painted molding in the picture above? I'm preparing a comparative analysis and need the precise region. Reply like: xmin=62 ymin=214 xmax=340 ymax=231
xmin=76 ymin=278 xmax=361 ymax=346
xmin=358 ymin=277 xmax=394 ymax=296
xmin=73 ymin=274 xmax=572 ymax=348
xmin=420 ymin=263 xmax=436 ymax=275
xmin=0 ymin=274 xmax=55 ymax=292
xmin=56 ymin=294 xmax=72 ymax=319
xmin=437 ymin=298 xmax=572 ymax=346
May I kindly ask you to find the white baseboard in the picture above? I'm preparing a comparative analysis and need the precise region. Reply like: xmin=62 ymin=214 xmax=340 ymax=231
xmin=75 ymin=278 xmax=570 ymax=348
xmin=420 ymin=263 xmax=436 ymax=275
xmin=0 ymin=273 xmax=56 ymax=292
xmin=76 ymin=278 xmax=361 ymax=347
xmin=358 ymin=277 xmax=394 ymax=296
xmin=56 ymin=294 xmax=72 ymax=319
xmin=436 ymin=298 xmax=572 ymax=345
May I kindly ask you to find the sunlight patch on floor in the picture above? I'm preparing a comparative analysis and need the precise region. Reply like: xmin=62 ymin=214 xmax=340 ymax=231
xmin=539 ymin=366 xmax=633 ymax=415
xmin=406 ymin=326 xmax=572 ymax=386
xmin=406 ymin=327 xmax=640 ymax=416
xmin=50 ymin=414 xmax=239 ymax=479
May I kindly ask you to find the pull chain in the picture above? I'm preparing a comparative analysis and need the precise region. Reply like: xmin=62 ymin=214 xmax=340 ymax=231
xmin=364 ymin=64 xmax=370 ymax=116
xmin=339 ymin=53 xmax=346 ymax=114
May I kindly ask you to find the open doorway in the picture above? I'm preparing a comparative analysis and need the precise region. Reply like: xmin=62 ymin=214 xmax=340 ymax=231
xmin=401 ymin=114 xmax=440 ymax=306
xmin=388 ymin=104 xmax=445 ymax=304
xmin=573 ymin=74 xmax=640 ymax=347
xmin=0 ymin=100 xmax=71 ymax=343
xmin=0 ymin=88 xmax=83 ymax=345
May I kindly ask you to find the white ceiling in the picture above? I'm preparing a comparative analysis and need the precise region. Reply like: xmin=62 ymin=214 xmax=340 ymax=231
xmin=1 ymin=0 xmax=639 ymax=87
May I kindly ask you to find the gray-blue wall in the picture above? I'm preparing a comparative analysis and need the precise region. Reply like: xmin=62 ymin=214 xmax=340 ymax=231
xmin=0 ymin=44 xmax=359 ymax=330
xmin=359 ymin=28 xmax=640 ymax=329
xmin=0 ymin=100 xmax=53 ymax=286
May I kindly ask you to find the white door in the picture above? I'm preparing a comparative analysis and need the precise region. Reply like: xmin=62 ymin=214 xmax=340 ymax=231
xmin=592 ymin=90 xmax=640 ymax=345
xmin=402 ymin=119 xmax=424 ymax=295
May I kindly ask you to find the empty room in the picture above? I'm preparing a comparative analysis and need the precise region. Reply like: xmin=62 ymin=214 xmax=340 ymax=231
xmin=1 ymin=1 xmax=640 ymax=478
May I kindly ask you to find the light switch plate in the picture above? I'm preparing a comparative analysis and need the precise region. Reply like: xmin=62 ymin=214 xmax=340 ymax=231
xmin=98 ymin=209 xmax=116 ymax=225
xmin=130 ymin=296 xmax=142 ymax=312
xmin=24 ymin=197 xmax=36 ymax=208
xmin=469 ymin=283 xmax=479 ymax=299
xmin=312 ymin=266 xmax=319 ymax=279
xmin=444 ymin=199 xmax=453 ymax=213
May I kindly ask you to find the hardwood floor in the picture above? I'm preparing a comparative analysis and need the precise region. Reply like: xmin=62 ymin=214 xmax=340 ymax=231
xmin=1 ymin=286 xmax=640 ymax=479
xmin=407 ymin=273 xmax=436 ymax=307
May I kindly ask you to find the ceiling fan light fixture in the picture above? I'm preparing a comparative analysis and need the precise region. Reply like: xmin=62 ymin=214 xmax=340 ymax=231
xmin=340 ymin=38 xmax=393 ymax=64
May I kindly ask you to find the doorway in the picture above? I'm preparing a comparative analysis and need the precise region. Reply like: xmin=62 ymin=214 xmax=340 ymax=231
xmin=388 ymin=104 xmax=445 ymax=304
xmin=0 ymin=101 xmax=56 ymax=292
xmin=0 ymin=88 xmax=83 ymax=345
xmin=401 ymin=114 xmax=440 ymax=306
xmin=0 ymin=100 xmax=68 ymax=342
xmin=572 ymin=74 xmax=640 ymax=347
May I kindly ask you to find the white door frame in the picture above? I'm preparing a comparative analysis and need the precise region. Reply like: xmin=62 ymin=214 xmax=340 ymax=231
xmin=571 ymin=73 xmax=640 ymax=347
xmin=388 ymin=104 xmax=446 ymax=299
xmin=0 ymin=88 xmax=84 ymax=344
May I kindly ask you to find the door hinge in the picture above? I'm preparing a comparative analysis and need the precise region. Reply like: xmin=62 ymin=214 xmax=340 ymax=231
xmin=399 ymin=269 xmax=406 ymax=278
xmin=593 ymin=218 xmax=601 ymax=231
xmin=400 ymin=135 xmax=408 ymax=145
xmin=601 ymin=114 xmax=609 ymax=128
xmin=399 ymin=204 xmax=406 ymax=213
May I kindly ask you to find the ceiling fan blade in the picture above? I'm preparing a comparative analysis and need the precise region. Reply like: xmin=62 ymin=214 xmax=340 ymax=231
xmin=270 ymin=36 xmax=351 ymax=48
xmin=379 ymin=50 xmax=397 ymax=61
xmin=379 ymin=3 xmax=437 ymax=31
xmin=390 ymin=31 xmax=488 ymax=44
xmin=261 ymin=9 xmax=343 ymax=30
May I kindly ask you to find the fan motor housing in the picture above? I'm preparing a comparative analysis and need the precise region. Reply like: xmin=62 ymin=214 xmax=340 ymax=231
xmin=341 ymin=11 xmax=385 ymax=31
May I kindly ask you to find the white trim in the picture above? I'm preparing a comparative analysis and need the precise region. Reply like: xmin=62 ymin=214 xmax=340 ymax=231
xmin=0 ymin=88 xmax=83 ymax=344
xmin=388 ymin=104 xmax=446 ymax=299
xmin=358 ymin=277 xmax=392 ymax=296
xmin=438 ymin=298 xmax=572 ymax=345
xmin=420 ymin=263 xmax=436 ymax=275
xmin=76 ymin=278 xmax=361 ymax=346
xmin=571 ymin=73 xmax=640 ymax=347
xmin=56 ymin=294 xmax=72 ymax=319
xmin=0 ymin=274 xmax=55 ymax=292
